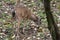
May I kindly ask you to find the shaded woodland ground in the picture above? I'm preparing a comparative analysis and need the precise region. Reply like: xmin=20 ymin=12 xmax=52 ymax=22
xmin=0 ymin=0 xmax=60 ymax=40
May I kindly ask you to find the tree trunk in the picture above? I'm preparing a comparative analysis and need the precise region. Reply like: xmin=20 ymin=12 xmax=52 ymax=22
xmin=43 ymin=0 xmax=60 ymax=40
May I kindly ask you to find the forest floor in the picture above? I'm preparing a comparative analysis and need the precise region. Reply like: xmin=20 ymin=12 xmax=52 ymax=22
xmin=0 ymin=0 xmax=60 ymax=40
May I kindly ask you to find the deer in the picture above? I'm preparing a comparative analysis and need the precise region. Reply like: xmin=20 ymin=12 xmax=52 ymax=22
xmin=11 ymin=0 xmax=41 ymax=28
xmin=2 ymin=0 xmax=41 ymax=39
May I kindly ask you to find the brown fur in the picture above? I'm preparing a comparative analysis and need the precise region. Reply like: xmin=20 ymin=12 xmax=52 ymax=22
xmin=12 ymin=0 xmax=41 ymax=27
xmin=15 ymin=6 xmax=32 ymax=20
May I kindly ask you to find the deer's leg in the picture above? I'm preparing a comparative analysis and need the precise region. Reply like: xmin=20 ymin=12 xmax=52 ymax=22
xmin=17 ymin=20 xmax=20 ymax=27
xmin=16 ymin=16 xmax=23 ymax=33
xmin=15 ymin=17 xmax=22 ymax=40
